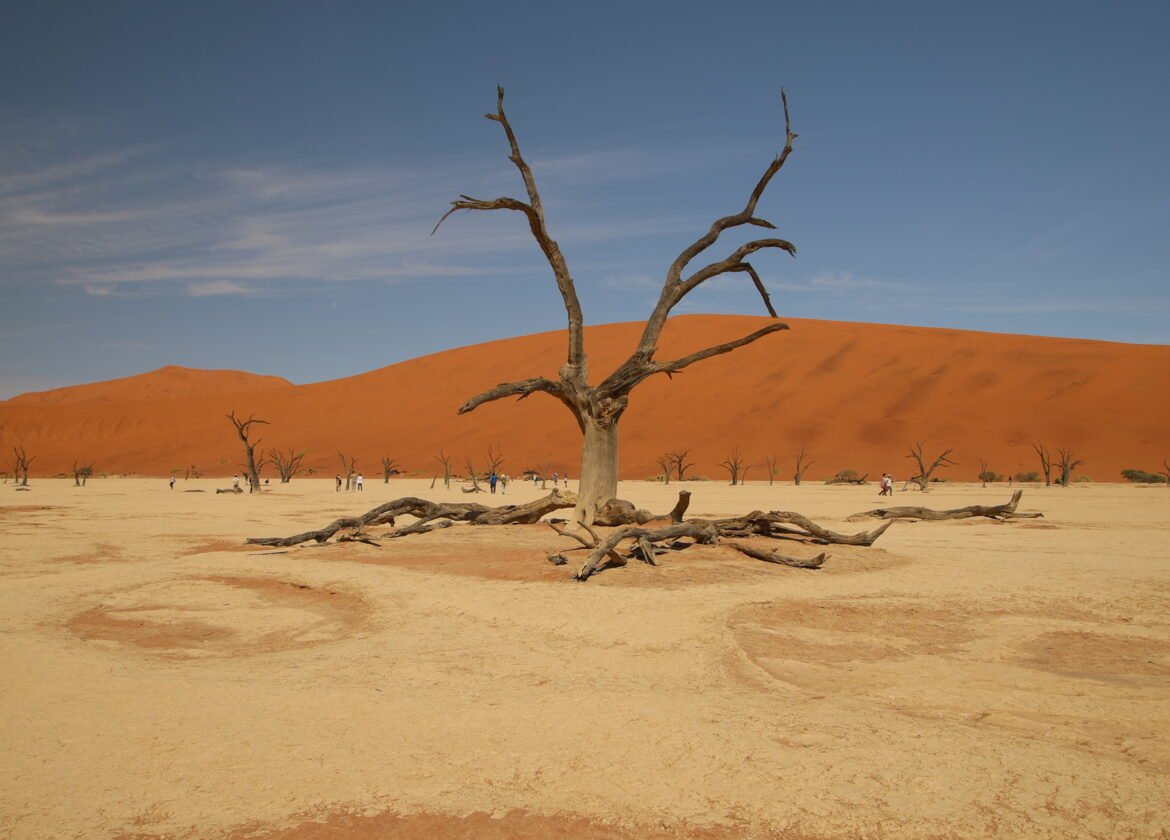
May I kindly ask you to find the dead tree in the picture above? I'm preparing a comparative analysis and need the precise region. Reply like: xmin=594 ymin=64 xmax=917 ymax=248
xmin=71 ymin=461 xmax=94 ymax=487
xmin=905 ymin=441 xmax=955 ymax=491
xmin=10 ymin=446 xmax=34 ymax=487
xmin=338 ymin=453 xmax=358 ymax=491
xmin=436 ymin=87 xmax=797 ymax=526
xmin=1163 ymin=459 xmax=1170 ymax=487
xmin=793 ymin=443 xmax=813 ymax=486
xmin=271 ymin=449 xmax=307 ymax=483
xmin=484 ymin=445 xmax=505 ymax=477
xmin=380 ymin=455 xmax=402 ymax=483
xmin=227 ymin=412 xmax=268 ymax=491
xmin=463 ymin=455 xmax=484 ymax=493
xmin=655 ymin=453 xmax=673 ymax=484
xmin=434 ymin=451 xmax=453 ymax=489
xmin=854 ymin=490 xmax=1042 ymax=521
xmin=662 ymin=450 xmax=693 ymax=482
xmin=978 ymin=458 xmax=995 ymax=488
xmin=720 ymin=447 xmax=747 ymax=485
xmin=1033 ymin=442 xmax=1053 ymax=487
xmin=765 ymin=453 xmax=778 ymax=486
xmin=1055 ymin=448 xmax=1083 ymax=486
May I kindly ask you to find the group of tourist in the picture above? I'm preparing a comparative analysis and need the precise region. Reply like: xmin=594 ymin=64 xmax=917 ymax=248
xmin=334 ymin=473 xmax=364 ymax=492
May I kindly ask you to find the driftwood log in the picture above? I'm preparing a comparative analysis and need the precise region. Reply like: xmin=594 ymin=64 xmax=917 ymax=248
xmin=852 ymin=490 xmax=1042 ymax=521
xmin=825 ymin=473 xmax=868 ymax=485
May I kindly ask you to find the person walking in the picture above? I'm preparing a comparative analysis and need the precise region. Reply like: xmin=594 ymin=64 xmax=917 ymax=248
xmin=335 ymin=474 xmax=342 ymax=492
xmin=489 ymin=471 xmax=499 ymax=494
xmin=356 ymin=473 xmax=364 ymax=492
xmin=169 ymin=475 xmax=175 ymax=490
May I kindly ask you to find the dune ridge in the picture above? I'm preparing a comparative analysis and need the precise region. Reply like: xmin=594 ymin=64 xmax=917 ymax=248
xmin=1 ymin=315 xmax=1167 ymax=482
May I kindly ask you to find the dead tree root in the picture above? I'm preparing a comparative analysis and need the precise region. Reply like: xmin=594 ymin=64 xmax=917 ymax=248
xmin=245 ymin=489 xmax=887 ymax=582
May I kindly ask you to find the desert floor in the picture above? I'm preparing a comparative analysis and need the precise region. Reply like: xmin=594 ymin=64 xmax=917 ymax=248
xmin=1 ymin=478 xmax=1168 ymax=839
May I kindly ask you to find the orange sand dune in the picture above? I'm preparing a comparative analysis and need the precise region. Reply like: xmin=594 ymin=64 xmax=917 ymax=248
xmin=2 ymin=315 xmax=1167 ymax=482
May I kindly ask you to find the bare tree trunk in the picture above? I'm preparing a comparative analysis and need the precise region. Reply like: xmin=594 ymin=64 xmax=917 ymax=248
xmin=575 ymin=419 xmax=619 ymax=526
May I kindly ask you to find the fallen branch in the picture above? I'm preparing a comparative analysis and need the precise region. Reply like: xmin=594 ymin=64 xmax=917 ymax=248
xmin=852 ymin=490 xmax=1042 ymax=521
xmin=246 ymin=490 xmax=576 ymax=546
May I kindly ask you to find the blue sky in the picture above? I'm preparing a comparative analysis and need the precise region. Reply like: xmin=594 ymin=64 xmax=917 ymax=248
xmin=1 ymin=0 xmax=1167 ymax=398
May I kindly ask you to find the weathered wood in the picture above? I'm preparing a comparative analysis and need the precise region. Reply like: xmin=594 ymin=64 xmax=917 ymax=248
xmin=725 ymin=541 xmax=827 ymax=569
xmin=853 ymin=490 xmax=1042 ymax=521
xmin=574 ymin=521 xmax=720 ymax=581
xmin=246 ymin=491 xmax=576 ymax=546
xmin=709 ymin=510 xmax=891 ymax=546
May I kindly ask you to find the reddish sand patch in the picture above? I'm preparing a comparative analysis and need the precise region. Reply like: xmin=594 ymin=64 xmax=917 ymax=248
xmin=69 ymin=576 xmax=371 ymax=659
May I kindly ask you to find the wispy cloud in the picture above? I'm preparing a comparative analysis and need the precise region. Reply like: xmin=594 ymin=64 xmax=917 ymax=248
xmin=186 ymin=279 xmax=255 ymax=297
xmin=773 ymin=270 xmax=917 ymax=295
xmin=0 ymin=143 xmax=698 ymax=297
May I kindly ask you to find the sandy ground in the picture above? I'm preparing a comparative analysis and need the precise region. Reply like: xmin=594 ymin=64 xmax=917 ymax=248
xmin=1 ymin=477 xmax=1168 ymax=839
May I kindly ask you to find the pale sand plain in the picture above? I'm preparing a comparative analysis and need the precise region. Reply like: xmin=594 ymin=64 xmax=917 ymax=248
xmin=1 ymin=478 xmax=1168 ymax=839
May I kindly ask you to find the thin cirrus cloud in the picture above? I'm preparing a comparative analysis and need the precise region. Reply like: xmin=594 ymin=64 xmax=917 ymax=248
xmin=1 ymin=143 xmax=703 ymax=298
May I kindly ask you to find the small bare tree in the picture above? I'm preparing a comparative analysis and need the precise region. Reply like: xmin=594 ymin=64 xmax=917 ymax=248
xmin=720 ymin=447 xmax=747 ymax=486
xmin=764 ymin=453 xmax=778 ymax=486
xmin=434 ymin=451 xmax=453 ymax=489
xmin=71 ymin=461 xmax=94 ymax=487
xmin=381 ymin=455 xmax=402 ymax=483
xmin=666 ymin=450 xmax=694 ymax=482
xmin=271 ymin=449 xmax=308 ymax=483
xmin=793 ymin=443 xmax=813 ymax=486
xmin=463 ymin=455 xmax=484 ymax=493
xmin=978 ymin=458 xmax=994 ymax=488
xmin=655 ymin=453 xmax=673 ymax=484
xmin=227 ymin=412 xmax=268 ymax=491
xmin=484 ymin=444 xmax=505 ymax=477
xmin=10 ymin=446 xmax=34 ymax=487
xmin=438 ymin=87 xmax=798 ymax=525
xmin=1163 ymin=458 xmax=1170 ymax=488
xmin=1033 ymin=442 xmax=1053 ymax=487
xmin=905 ymin=441 xmax=955 ymax=491
xmin=337 ymin=453 xmax=358 ymax=491
xmin=1055 ymin=447 xmax=1083 ymax=487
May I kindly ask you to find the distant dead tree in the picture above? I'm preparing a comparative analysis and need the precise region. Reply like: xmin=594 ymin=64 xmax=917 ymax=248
xmin=1055 ymin=447 xmax=1083 ymax=487
xmin=1163 ymin=458 xmax=1170 ymax=487
xmin=463 ymin=455 xmax=484 ymax=493
xmin=484 ymin=445 xmax=505 ymax=477
xmin=765 ymin=453 xmax=778 ymax=486
xmin=655 ymin=453 xmax=673 ymax=484
xmin=71 ymin=461 xmax=94 ymax=487
xmin=666 ymin=450 xmax=693 ymax=482
xmin=10 ymin=446 xmax=34 ymax=487
xmin=433 ymin=451 xmax=453 ymax=489
xmin=337 ymin=452 xmax=358 ymax=490
xmin=381 ymin=455 xmax=402 ymax=483
xmin=1032 ymin=442 xmax=1053 ymax=487
xmin=436 ymin=87 xmax=797 ymax=525
xmin=184 ymin=464 xmax=201 ymax=480
xmin=978 ymin=458 xmax=996 ymax=488
xmin=905 ymin=441 xmax=955 ymax=491
xmin=227 ymin=412 xmax=268 ymax=491
xmin=793 ymin=443 xmax=813 ymax=486
xmin=271 ymin=448 xmax=308 ymax=483
xmin=721 ymin=447 xmax=747 ymax=486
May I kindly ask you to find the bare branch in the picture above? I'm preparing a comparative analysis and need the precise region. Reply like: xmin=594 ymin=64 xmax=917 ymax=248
xmin=436 ymin=86 xmax=586 ymax=374
xmin=634 ymin=89 xmax=798 ymax=357
xmin=457 ymin=377 xmax=565 ymax=415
